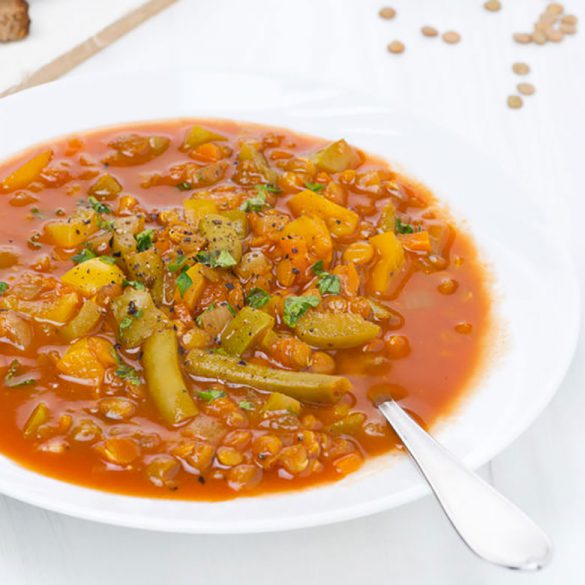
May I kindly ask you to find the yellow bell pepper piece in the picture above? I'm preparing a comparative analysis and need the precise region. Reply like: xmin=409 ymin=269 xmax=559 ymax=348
xmin=56 ymin=337 xmax=117 ymax=385
xmin=184 ymin=197 xmax=219 ymax=223
xmin=288 ymin=190 xmax=359 ymax=237
xmin=281 ymin=214 xmax=333 ymax=264
xmin=369 ymin=231 xmax=405 ymax=294
xmin=61 ymin=257 xmax=125 ymax=296
xmin=44 ymin=210 xmax=98 ymax=248
xmin=175 ymin=263 xmax=207 ymax=310
xmin=0 ymin=150 xmax=53 ymax=192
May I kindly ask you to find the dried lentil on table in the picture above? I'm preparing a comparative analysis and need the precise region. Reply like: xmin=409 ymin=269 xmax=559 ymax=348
xmin=442 ymin=31 xmax=461 ymax=44
xmin=387 ymin=40 xmax=405 ymax=54
xmin=512 ymin=62 xmax=530 ymax=75
xmin=483 ymin=0 xmax=501 ymax=12
xmin=378 ymin=7 xmax=396 ymax=20
xmin=507 ymin=95 xmax=523 ymax=109
xmin=517 ymin=83 xmax=536 ymax=96
xmin=421 ymin=25 xmax=438 ymax=37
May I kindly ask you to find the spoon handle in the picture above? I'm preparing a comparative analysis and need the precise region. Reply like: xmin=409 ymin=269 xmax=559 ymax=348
xmin=378 ymin=400 xmax=552 ymax=571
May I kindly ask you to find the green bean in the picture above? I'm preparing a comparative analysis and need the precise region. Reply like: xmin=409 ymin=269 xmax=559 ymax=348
xmin=184 ymin=349 xmax=350 ymax=404
xmin=143 ymin=329 xmax=198 ymax=425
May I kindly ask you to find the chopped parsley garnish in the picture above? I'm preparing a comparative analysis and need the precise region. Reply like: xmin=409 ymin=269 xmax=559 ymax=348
xmin=225 ymin=302 xmax=237 ymax=317
xmin=196 ymin=250 xmax=237 ymax=269
xmin=304 ymin=182 xmax=325 ymax=192
xmin=311 ymin=260 xmax=341 ymax=295
xmin=176 ymin=181 xmax=192 ymax=191
xmin=198 ymin=389 xmax=226 ymax=402
xmin=176 ymin=269 xmax=193 ymax=298
xmin=0 ymin=282 xmax=8 ymax=294
xmin=119 ymin=316 xmax=133 ymax=331
xmin=4 ymin=360 xmax=35 ymax=388
xmin=135 ymin=229 xmax=154 ymax=252
xmin=246 ymin=287 xmax=270 ymax=309
xmin=283 ymin=295 xmax=320 ymax=327
xmin=88 ymin=196 xmax=111 ymax=214
xmin=30 ymin=207 xmax=46 ymax=219
xmin=240 ymin=190 xmax=267 ymax=212
xmin=115 ymin=363 xmax=142 ymax=385
xmin=168 ymin=253 xmax=189 ymax=273
xmin=123 ymin=279 xmax=145 ymax=291
xmin=98 ymin=255 xmax=117 ymax=265
xmin=72 ymin=248 xmax=96 ymax=264
xmin=395 ymin=217 xmax=415 ymax=234
xmin=239 ymin=400 xmax=255 ymax=411
xmin=98 ymin=218 xmax=114 ymax=231
xmin=256 ymin=184 xmax=279 ymax=194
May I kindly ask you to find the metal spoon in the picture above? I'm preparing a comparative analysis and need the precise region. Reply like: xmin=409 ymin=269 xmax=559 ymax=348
xmin=378 ymin=399 xmax=553 ymax=570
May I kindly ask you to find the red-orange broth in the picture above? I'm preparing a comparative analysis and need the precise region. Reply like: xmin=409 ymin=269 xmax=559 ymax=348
xmin=0 ymin=119 xmax=490 ymax=499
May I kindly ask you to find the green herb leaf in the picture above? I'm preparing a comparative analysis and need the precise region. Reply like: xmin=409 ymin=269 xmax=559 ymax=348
xmin=88 ymin=196 xmax=111 ymax=214
xmin=239 ymin=400 xmax=255 ymax=411
xmin=395 ymin=217 xmax=415 ymax=235
xmin=119 ymin=316 xmax=133 ymax=332
xmin=176 ymin=181 xmax=192 ymax=191
xmin=98 ymin=218 xmax=114 ymax=231
xmin=257 ymin=183 xmax=280 ymax=194
xmin=304 ymin=182 xmax=325 ymax=193
xmin=72 ymin=248 xmax=96 ymax=264
xmin=123 ymin=279 xmax=145 ymax=291
xmin=115 ymin=363 xmax=141 ymax=385
xmin=225 ymin=302 xmax=237 ymax=317
xmin=246 ymin=287 xmax=270 ymax=309
xmin=240 ymin=191 xmax=267 ymax=212
xmin=310 ymin=261 xmax=341 ymax=295
xmin=135 ymin=229 xmax=154 ymax=252
xmin=98 ymin=255 xmax=117 ymax=265
xmin=196 ymin=250 xmax=237 ymax=269
xmin=4 ymin=359 xmax=36 ymax=388
xmin=176 ymin=270 xmax=193 ymax=298
xmin=283 ymin=295 xmax=320 ymax=327
xmin=0 ymin=282 xmax=8 ymax=295
xmin=30 ymin=207 xmax=46 ymax=219
xmin=311 ymin=260 xmax=326 ymax=276
xmin=168 ymin=253 xmax=189 ymax=273
xmin=317 ymin=273 xmax=341 ymax=295
xmin=198 ymin=389 xmax=226 ymax=402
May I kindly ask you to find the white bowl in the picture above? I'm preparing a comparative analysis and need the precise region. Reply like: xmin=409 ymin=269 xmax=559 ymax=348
xmin=0 ymin=71 xmax=579 ymax=533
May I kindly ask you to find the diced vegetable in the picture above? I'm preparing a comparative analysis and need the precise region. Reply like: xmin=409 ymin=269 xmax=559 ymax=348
xmin=1 ymin=291 xmax=79 ymax=325
xmin=56 ymin=336 xmax=117 ymax=384
xmin=199 ymin=214 xmax=242 ymax=264
xmin=378 ymin=202 xmax=397 ymax=233
xmin=263 ymin=392 xmax=302 ymax=415
xmin=238 ymin=141 xmax=278 ymax=183
xmin=0 ymin=150 xmax=52 ymax=192
xmin=111 ymin=288 xmax=168 ymax=347
xmin=221 ymin=209 xmax=249 ymax=238
xmin=311 ymin=140 xmax=360 ymax=173
xmin=288 ymin=190 xmax=359 ymax=237
xmin=60 ymin=299 xmax=103 ymax=341
xmin=369 ymin=231 xmax=405 ymax=294
xmin=184 ymin=197 xmax=219 ymax=223
xmin=400 ymin=230 xmax=432 ymax=253
xmin=296 ymin=312 xmax=381 ymax=349
xmin=23 ymin=402 xmax=50 ymax=439
xmin=182 ymin=125 xmax=227 ymax=150
xmin=45 ymin=209 xmax=98 ymax=248
xmin=196 ymin=304 xmax=234 ymax=338
xmin=103 ymin=134 xmax=170 ymax=167
xmin=221 ymin=306 xmax=275 ymax=356
xmin=185 ymin=349 xmax=350 ymax=404
xmin=61 ymin=257 xmax=125 ymax=296
xmin=125 ymin=248 xmax=165 ymax=306
xmin=142 ymin=329 xmax=198 ymax=425
xmin=175 ymin=263 xmax=206 ymax=310
xmin=88 ymin=173 xmax=123 ymax=200
xmin=111 ymin=216 xmax=142 ymax=258
xmin=327 ymin=412 xmax=366 ymax=436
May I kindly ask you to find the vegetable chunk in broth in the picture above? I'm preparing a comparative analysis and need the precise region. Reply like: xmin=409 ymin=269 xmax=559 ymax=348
xmin=0 ymin=120 xmax=490 ymax=499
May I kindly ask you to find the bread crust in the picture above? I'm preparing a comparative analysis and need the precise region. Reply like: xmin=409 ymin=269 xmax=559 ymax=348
xmin=0 ymin=0 xmax=30 ymax=43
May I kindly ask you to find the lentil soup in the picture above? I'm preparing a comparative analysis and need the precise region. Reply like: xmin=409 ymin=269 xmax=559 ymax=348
xmin=0 ymin=119 xmax=490 ymax=499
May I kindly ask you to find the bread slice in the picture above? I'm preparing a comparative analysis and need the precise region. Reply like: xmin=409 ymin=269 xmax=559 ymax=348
xmin=0 ymin=0 xmax=30 ymax=43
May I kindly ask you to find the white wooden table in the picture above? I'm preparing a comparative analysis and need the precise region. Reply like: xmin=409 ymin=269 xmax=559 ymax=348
xmin=1 ymin=0 xmax=584 ymax=582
